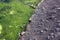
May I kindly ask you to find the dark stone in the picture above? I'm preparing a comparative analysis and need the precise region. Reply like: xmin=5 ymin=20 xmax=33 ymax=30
xmin=28 ymin=20 xmax=31 ymax=23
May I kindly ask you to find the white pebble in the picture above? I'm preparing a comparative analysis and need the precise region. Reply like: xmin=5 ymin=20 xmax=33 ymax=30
xmin=59 ymin=23 xmax=60 ymax=26
xmin=51 ymin=33 xmax=54 ymax=36
xmin=47 ymin=36 xmax=51 ymax=39
xmin=21 ymin=31 xmax=26 ymax=35
xmin=40 ymin=30 xmax=44 ymax=33
xmin=57 ymin=8 xmax=60 ymax=9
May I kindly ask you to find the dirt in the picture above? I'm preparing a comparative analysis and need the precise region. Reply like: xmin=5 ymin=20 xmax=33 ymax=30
xmin=18 ymin=0 xmax=60 ymax=40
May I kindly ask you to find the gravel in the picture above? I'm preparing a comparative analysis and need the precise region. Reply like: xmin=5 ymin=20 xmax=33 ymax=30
xmin=19 ymin=0 xmax=60 ymax=40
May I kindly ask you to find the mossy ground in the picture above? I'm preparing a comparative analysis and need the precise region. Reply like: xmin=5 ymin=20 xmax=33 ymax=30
xmin=0 ymin=0 xmax=40 ymax=40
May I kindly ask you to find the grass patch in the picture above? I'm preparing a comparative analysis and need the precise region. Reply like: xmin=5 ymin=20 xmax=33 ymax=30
xmin=0 ymin=0 xmax=40 ymax=40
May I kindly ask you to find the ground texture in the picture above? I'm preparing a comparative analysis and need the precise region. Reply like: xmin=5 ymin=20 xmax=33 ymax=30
xmin=19 ymin=0 xmax=60 ymax=40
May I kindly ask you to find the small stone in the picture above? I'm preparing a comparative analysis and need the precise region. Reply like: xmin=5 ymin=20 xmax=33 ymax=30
xmin=57 ymin=8 xmax=60 ymax=9
xmin=50 ymin=33 xmax=54 ymax=36
xmin=21 ymin=31 xmax=26 ymax=35
xmin=46 ymin=20 xmax=49 ymax=22
xmin=55 ymin=28 xmax=60 ymax=32
xmin=54 ymin=34 xmax=58 ymax=37
xmin=57 ymin=20 xmax=60 ymax=23
xmin=40 ymin=30 xmax=44 ymax=33
xmin=18 ymin=31 xmax=26 ymax=36
xmin=51 ymin=36 xmax=54 ymax=38
xmin=44 ymin=28 xmax=49 ymax=31
xmin=47 ymin=36 xmax=51 ymax=39
xmin=58 ymin=23 xmax=60 ymax=26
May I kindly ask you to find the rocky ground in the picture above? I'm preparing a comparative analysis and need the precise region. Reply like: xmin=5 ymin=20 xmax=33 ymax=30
xmin=19 ymin=0 xmax=60 ymax=40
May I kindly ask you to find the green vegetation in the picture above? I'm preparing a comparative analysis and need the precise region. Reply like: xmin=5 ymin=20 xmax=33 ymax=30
xmin=0 ymin=0 xmax=40 ymax=40
xmin=20 ymin=0 xmax=40 ymax=5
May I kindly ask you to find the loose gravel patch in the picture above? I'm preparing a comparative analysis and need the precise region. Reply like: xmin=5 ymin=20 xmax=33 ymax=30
xmin=19 ymin=0 xmax=60 ymax=40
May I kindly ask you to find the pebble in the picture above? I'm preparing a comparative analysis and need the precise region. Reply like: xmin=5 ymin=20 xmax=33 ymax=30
xmin=54 ymin=34 xmax=58 ymax=37
xmin=55 ymin=28 xmax=60 ymax=32
xmin=50 ymin=33 xmax=54 ymax=36
xmin=51 ymin=35 xmax=54 ymax=38
xmin=44 ymin=28 xmax=49 ymax=31
xmin=38 ymin=25 xmax=41 ymax=27
xmin=58 ymin=23 xmax=60 ymax=26
xmin=56 ymin=8 xmax=60 ymax=9
xmin=40 ymin=30 xmax=44 ymax=33
xmin=50 ymin=33 xmax=55 ymax=38
xmin=47 ymin=36 xmax=51 ymax=39
xmin=39 ymin=30 xmax=44 ymax=34
xmin=18 ymin=31 xmax=26 ymax=36
xmin=57 ymin=20 xmax=60 ymax=23
xmin=21 ymin=31 xmax=26 ymax=35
